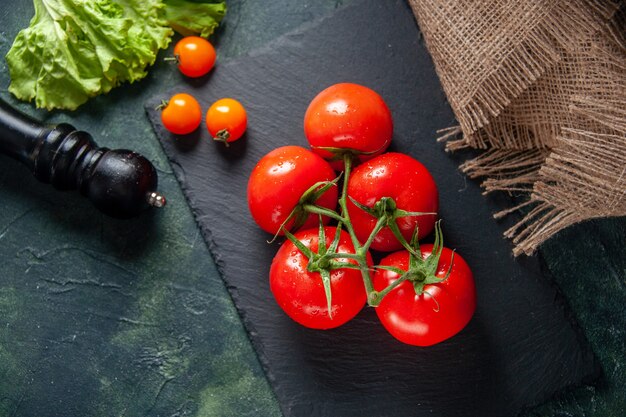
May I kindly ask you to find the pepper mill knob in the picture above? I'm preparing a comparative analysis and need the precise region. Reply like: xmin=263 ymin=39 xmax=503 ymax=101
xmin=81 ymin=148 xmax=166 ymax=218
xmin=0 ymin=99 xmax=166 ymax=218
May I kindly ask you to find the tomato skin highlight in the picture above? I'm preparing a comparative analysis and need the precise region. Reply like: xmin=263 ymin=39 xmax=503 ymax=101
xmin=270 ymin=227 xmax=372 ymax=329
xmin=160 ymin=93 xmax=202 ymax=135
xmin=304 ymin=83 xmax=393 ymax=165
xmin=247 ymin=146 xmax=338 ymax=235
xmin=373 ymin=245 xmax=476 ymax=346
xmin=347 ymin=152 xmax=438 ymax=252
xmin=206 ymin=98 xmax=247 ymax=143
xmin=173 ymin=36 xmax=216 ymax=78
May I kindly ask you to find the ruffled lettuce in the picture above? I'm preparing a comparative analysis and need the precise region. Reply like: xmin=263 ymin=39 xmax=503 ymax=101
xmin=6 ymin=0 xmax=226 ymax=110
xmin=163 ymin=0 xmax=226 ymax=38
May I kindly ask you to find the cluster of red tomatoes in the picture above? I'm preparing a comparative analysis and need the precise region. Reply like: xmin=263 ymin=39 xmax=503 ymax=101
xmin=159 ymin=36 xmax=248 ymax=146
xmin=247 ymin=83 xmax=476 ymax=347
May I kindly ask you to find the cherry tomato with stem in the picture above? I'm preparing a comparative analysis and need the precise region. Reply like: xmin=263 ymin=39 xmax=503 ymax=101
xmin=172 ymin=36 xmax=216 ymax=78
xmin=347 ymin=152 xmax=438 ymax=252
xmin=247 ymin=146 xmax=338 ymax=235
xmin=304 ymin=83 xmax=393 ymax=168
xmin=160 ymin=93 xmax=202 ymax=135
xmin=206 ymin=98 xmax=247 ymax=146
xmin=373 ymin=243 xmax=476 ymax=346
xmin=270 ymin=226 xmax=372 ymax=329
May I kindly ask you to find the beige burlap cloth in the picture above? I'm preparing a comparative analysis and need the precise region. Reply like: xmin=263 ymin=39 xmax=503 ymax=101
xmin=408 ymin=0 xmax=626 ymax=256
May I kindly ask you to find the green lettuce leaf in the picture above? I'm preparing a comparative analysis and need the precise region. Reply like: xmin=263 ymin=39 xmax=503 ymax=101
xmin=6 ymin=0 xmax=226 ymax=111
xmin=163 ymin=0 xmax=226 ymax=38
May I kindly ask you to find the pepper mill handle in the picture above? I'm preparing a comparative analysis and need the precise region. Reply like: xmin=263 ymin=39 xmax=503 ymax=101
xmin=0 ymin=99 xmax=165 ymax=218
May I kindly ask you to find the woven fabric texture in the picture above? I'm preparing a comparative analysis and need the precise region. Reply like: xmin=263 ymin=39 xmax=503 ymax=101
xmin=409 ymin=0 xmax=626 ymax=255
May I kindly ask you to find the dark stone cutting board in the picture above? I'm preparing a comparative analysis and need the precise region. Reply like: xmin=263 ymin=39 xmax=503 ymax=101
xmin=146 ymin=1 xmax=599 ymax=416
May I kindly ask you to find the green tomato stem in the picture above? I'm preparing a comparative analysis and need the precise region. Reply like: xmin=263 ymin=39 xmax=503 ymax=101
xmin=361 ymin=216 xmax=388 ymax=252
xmin=369 ymin=273 xmax=410 ymax=307
xmin=325 ymin=252 xmax=361 ymax=260
xmin=212 ymin=129 xmax=231 ymax=147
xmin=329 ymin=261 xmax=361 ymax=270
xmin=334 ymin=154 xmax=379 ymax=302
xmin=338 ymin=155 xmax=361 ymax=246
xmin=303 ymin=204 xmax=346 ymax=224
xmin=387 ymin=220 xmax=421 ymax=258
xmin=320 ymin=269 xmax=333 ymax=319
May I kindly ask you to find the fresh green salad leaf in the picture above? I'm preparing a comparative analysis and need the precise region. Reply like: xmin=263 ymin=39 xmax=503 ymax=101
xmin=163 ymin=0 xmax=226 ymax=38
xmin=6 ymin=0 xmax=226 ymax=111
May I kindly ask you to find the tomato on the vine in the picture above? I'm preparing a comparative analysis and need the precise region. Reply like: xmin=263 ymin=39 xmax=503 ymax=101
xmin=247 ymin=146 xmax=338 ymax=235
xmin=347 ymin=152 xmax=438 ymax=252
xmin=373 ymin=245 xmax=476 ymax=346
xmin=206 ymin=98 xmax=247 ymax=145
xmin=160 ymin=93 xmax=202 ymax=135
xmin=270 ymin=226 xmax=372 ymax=329
xmin=173 ymin=36 xmax=216 ymax=78
xmin=304 ymin=83 xmax=393 ymax=165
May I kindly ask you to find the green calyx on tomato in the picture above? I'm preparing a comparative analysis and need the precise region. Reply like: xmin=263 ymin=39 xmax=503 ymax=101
xmin=372 ymin=225 xmax=476 ymax=346
xmin=368 ymin=221 xmax=452 ymax=307
xmin=270 ymin=224 xmax=371 ymax=329
xmin=346 ymin=152 xmax=439 ymax=252
xmin=212 ymin=129 xmax=231 ymax=145
xmin=282 ymin=221 xmax=362 ymax=319
xmin=348 ymin=195 xmax=436 ymax=255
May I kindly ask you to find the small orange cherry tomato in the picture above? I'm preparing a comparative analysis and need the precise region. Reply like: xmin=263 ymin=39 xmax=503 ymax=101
xmin=173 ymin=36 xmax=216 ymax=78
xmin=160 ymin=93 xmax=202 ymax=135
xmin=206 ymin=98 xmax=248 ymax=145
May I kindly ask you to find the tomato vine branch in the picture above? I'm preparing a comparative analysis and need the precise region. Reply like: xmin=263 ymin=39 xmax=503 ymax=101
xmin=284 ymin=153 xmax=452 ymax=316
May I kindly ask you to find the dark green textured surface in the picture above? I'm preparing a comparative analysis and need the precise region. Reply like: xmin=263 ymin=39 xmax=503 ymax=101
xmin=0 ymin=1 xmax=624 ymax=416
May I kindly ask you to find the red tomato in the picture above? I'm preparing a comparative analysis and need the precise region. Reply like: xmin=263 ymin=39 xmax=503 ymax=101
xmin=347 ymin=152 xmax=438 ymax=252
xmin=173 ymin=36 xmax=216 ymax=78
xmin=160 ymin=93 xmax=202 ymax=135
xmin=373 ymin=245 xmax=476 ymax=346
xmin=248 ymin=146 xmax=338 ymax=235
xmin=270 ymin=227 xmax=372 ymax=329
xmin=304 ymin=83 xmax=393 ymax=166
xmin=206 ymin=98 xmax=247 ymax=144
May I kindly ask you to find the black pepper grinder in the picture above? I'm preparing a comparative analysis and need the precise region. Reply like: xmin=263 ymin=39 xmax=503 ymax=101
xmin=0 ymin=98 xmax=165 ymax=218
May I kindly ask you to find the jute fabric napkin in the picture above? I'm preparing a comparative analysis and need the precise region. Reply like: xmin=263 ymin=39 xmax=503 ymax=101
xmin=409 ymin=0 xmax=625 ymax=255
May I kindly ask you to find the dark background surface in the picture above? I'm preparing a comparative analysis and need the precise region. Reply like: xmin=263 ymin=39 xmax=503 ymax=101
xmin=0 ymin=1 xmax=624 ymax=416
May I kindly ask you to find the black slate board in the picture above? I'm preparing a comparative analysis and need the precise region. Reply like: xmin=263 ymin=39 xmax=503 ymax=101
xmin=146 ymin=1 xmax=599 ymax=416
